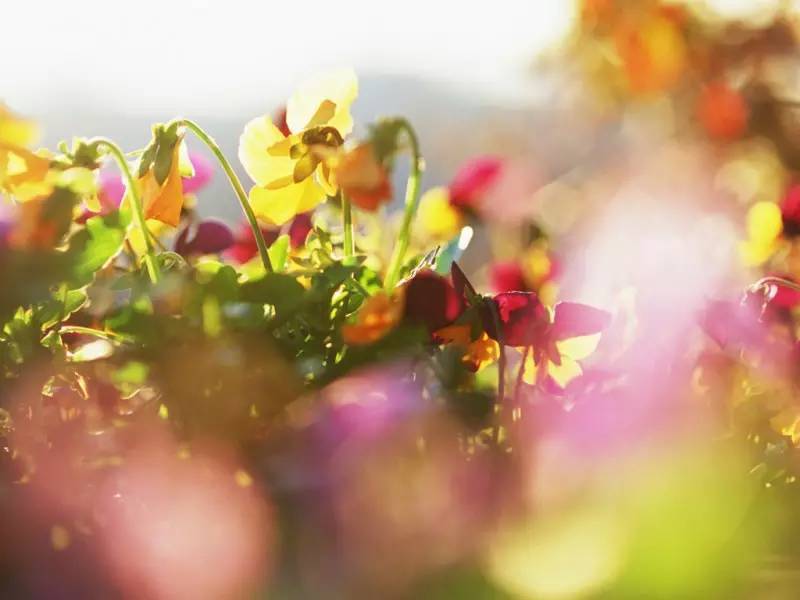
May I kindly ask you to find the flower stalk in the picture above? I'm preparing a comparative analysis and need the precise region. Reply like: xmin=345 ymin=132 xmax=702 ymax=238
xmin=175 ymin=119 xmax=273 ymax=273
xmin=341 ymin=190 xmax=355 ymax=259
xmin=384 ymin=118 xmax=423 ymax=290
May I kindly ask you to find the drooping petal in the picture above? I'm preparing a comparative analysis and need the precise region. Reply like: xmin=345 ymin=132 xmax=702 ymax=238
xmin=143 ymin=143 xmax=185 ymax=227
xmin=334 ymin=144 xmax=392 ymax=211
xmin=238 ymin=116 xmax=296 ymax=187
xmin=286 ymin=68 xmax=358 ymax=136
xmin=248 ymin=177 xmax=324 ymax=226
xmin=551 ymin=302 xmax=612 ymax=341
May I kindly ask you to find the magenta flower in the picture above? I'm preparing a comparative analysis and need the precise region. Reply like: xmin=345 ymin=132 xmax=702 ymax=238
xmin=489 ymin=260 xmax=527 ymax=293
xmin=782 ymin=183 xmax=800 ymax=236
xmin=182 ymin=151 xmax=214 ymax=194
xmin=174 ymin=219 xmax=234 ymax=257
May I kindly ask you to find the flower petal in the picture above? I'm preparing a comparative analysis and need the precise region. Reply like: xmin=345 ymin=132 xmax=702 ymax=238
xmin=555 ymin=333 xmax=602 ymax=362
xmin=551 ymin=302 xmax=611 ymax=341
xmin=286 ymin=68 xmax=358 ymax=136
xmin=238 ymin=116 xmax=295 ymax=187
xmin=248 ymin=177 xmax=324 ymax=226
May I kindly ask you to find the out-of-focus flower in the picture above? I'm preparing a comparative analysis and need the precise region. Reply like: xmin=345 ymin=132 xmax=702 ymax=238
xmin=771 ymin=406 xmax=800 ymax=446
xmin=697 ymin=82 xmax=749 ymax=141
xmin=449 ymin=155 xmax=503 ymax=212
xmin=174 ymin=219 xmax=235 ymax=257
xmin=435 ymin=324 xmax=500 ymax=371
xmin=342 ymin=292 xmax=404 ymax=345
xmin=418 ymin=186 xmax=463 ymax=240
xmin=490 ymin=260 xmax=527 ymax=294
xmin=238 ymin=69 xmax=357 ymax=225
xmin=224 ymin=213 xmax=312 ymax=264
xmin=781 ymin=183 xmax=800 ymax=236
xmin=614 ymin=12 xmax=687 ymax=94
xmin=0 ymin=105 xmax=51 ymax=201
xmin=182 ymin=151 xmax=214 ymax=194
xmin=739 ymin=201 xmax=783 ymax=266
xmin=332 ymin=143 xmax=391 ymax=211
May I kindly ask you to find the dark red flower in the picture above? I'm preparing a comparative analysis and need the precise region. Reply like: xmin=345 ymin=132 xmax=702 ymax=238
xmin=781 ymin=183 xmax=800 ymax=236
xmin=403 ymin=269 xmax=464 ymax=333
xmin=174 ymin=219 xmax=234 ymax=257
xmin=484 ymin=292 xmax=549 ymax=346
xmin=224 ymin=213 xmax=312 ymax=264
xmin=448 ymin=156 xmax=503 ymax=211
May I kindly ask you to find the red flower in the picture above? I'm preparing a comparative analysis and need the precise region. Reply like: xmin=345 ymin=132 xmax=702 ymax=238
xmin=403 ymin=269 xmax=464 ymax=334
xmin=174 ymin=219 xmax=234 ymax=257
xmin=781 ymin=184 xmax=800 ymax=236
xmin=224 ymin=213 xmax=312 ymax=264
xmin=448 ymin=156 xmax=503 ymax=211
xmin=489 ymin=260 xmax=527 ymax=293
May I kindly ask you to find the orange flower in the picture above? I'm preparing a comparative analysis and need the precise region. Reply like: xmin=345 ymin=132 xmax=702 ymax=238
xmin=436 ymin=324 xmax=500 ymax=371
xmin=342 ymin=292 xmax=404 ymax=345
xmin=140 ymin=141 xmax=185 ymax=226
xmin=615 ymin=14 xmax=686 ymax=94
xmin=697 ymin=83 xmax=748 ymax=141
xmin=333 ymin=143 xmax=391 ymax=211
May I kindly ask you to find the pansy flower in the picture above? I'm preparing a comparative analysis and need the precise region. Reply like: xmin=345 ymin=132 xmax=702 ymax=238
xmin=224 ymin=214 xmax=313 ymax=264
xmin=696 ymin=82 xmax=749 ymax=141
xmin=486 ymin=292 xmax=611 ymax=388
xmin=137 ymin=122 xmax=188 ymax=227
xmin=739 ymin=200 xmax=783 ymax=267
xmin=331 ymin=143 xmax=391 ymax=211
xmin=174 ymin=219 xmax=234 ymax=257
xmin=238 ymin=69 xmax=357 ymax=225
xmin=781 ymin=183 xmax=800 ymax=237
xmin=0 ymin=105 xmax=52 ymax=201
xmin=449 ymin=155 xmax=504 ymax=213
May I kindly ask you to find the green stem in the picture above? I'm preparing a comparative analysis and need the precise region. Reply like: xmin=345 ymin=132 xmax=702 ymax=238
xmin=384 ymin=118 xmax=423 ymax=290
xmin=176 ymin=118 xmax=273 ymax=273
xmin=59 ymin=325 xmax=129 ymax=343
xmin=488 ymin=299 xmax=506 ymax=446
xmin=93 ymin=138 xmax=161 ymax=283
xmin=341 ymin=191 xmax=354 ymax=259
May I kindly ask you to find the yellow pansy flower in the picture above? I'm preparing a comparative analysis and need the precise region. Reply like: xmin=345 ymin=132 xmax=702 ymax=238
xmin=238 ymin=68 xmax=358 ymax=225
xmin=0 ymin=105 xmax=52 ymax=201
xmin=418 ymin=186 xmax=463 ymax=240
xmin=738 ymin=201 xmax=783 ymax=267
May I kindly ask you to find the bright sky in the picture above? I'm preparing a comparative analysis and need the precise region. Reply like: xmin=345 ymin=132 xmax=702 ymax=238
xmin=1 ymin=0 xmax=577 ymax=116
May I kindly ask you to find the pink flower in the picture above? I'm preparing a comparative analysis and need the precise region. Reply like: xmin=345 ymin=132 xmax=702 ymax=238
xmin=489 ymin=260 xmax=527 ymax=293
xmin=182 ymin=151 xmax=214 ymax=194
xmin=448 ymin=156 xmax=504 ymax=211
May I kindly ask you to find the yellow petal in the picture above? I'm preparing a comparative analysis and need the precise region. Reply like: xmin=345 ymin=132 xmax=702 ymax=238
xmin=0 ymin=105 xmax=40 ymax=147
xmin=522 ymin=352 xmax=539 ymax=386
xmin=249 ymin=177 xmax=324 ymax=226
xmin=286 ymin=68 xmax=358 ymax=136
xmin=747 ymin=201 xmax=782 ymax=245
xmin=238 ymin=116 xmax=296 ymax=187
xmin=418 ymin=186 xmax=463 ymax=240
xmin=143 ymin=144 xmax=184 ymax=227
xmin=548 ymin=356 xmax=583 ymax=389
xmin=555 ymin=333 xmax=602 ymax=362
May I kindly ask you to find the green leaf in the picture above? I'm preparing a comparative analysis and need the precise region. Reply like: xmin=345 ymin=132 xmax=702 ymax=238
xmin=37 ymin=288 xmax=88 ymax=330
xmin=268 ymin=234 xmax=290 ymax=272
xmin=240 ymin=273 xmax=305 ymax=319
xmin=66 ymin=211 xmax=129 ymax=287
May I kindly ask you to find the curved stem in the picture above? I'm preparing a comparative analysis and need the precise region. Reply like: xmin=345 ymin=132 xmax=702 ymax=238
xmin=176 ymin=119 xmax=273 ymax=273
xmin=341 ymin=191 xmax=354 ymax=259
xmin=750 ymin=276 xmax=800 ymax=295
xmin=93 ymin=138 xmax=161 ymax=283
xmin=384 ymin=118 xmax=423 ymax=290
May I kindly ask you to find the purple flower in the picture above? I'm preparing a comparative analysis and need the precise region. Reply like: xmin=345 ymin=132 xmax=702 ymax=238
xmin=174 ymin=219 xmax=234 ymax=257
